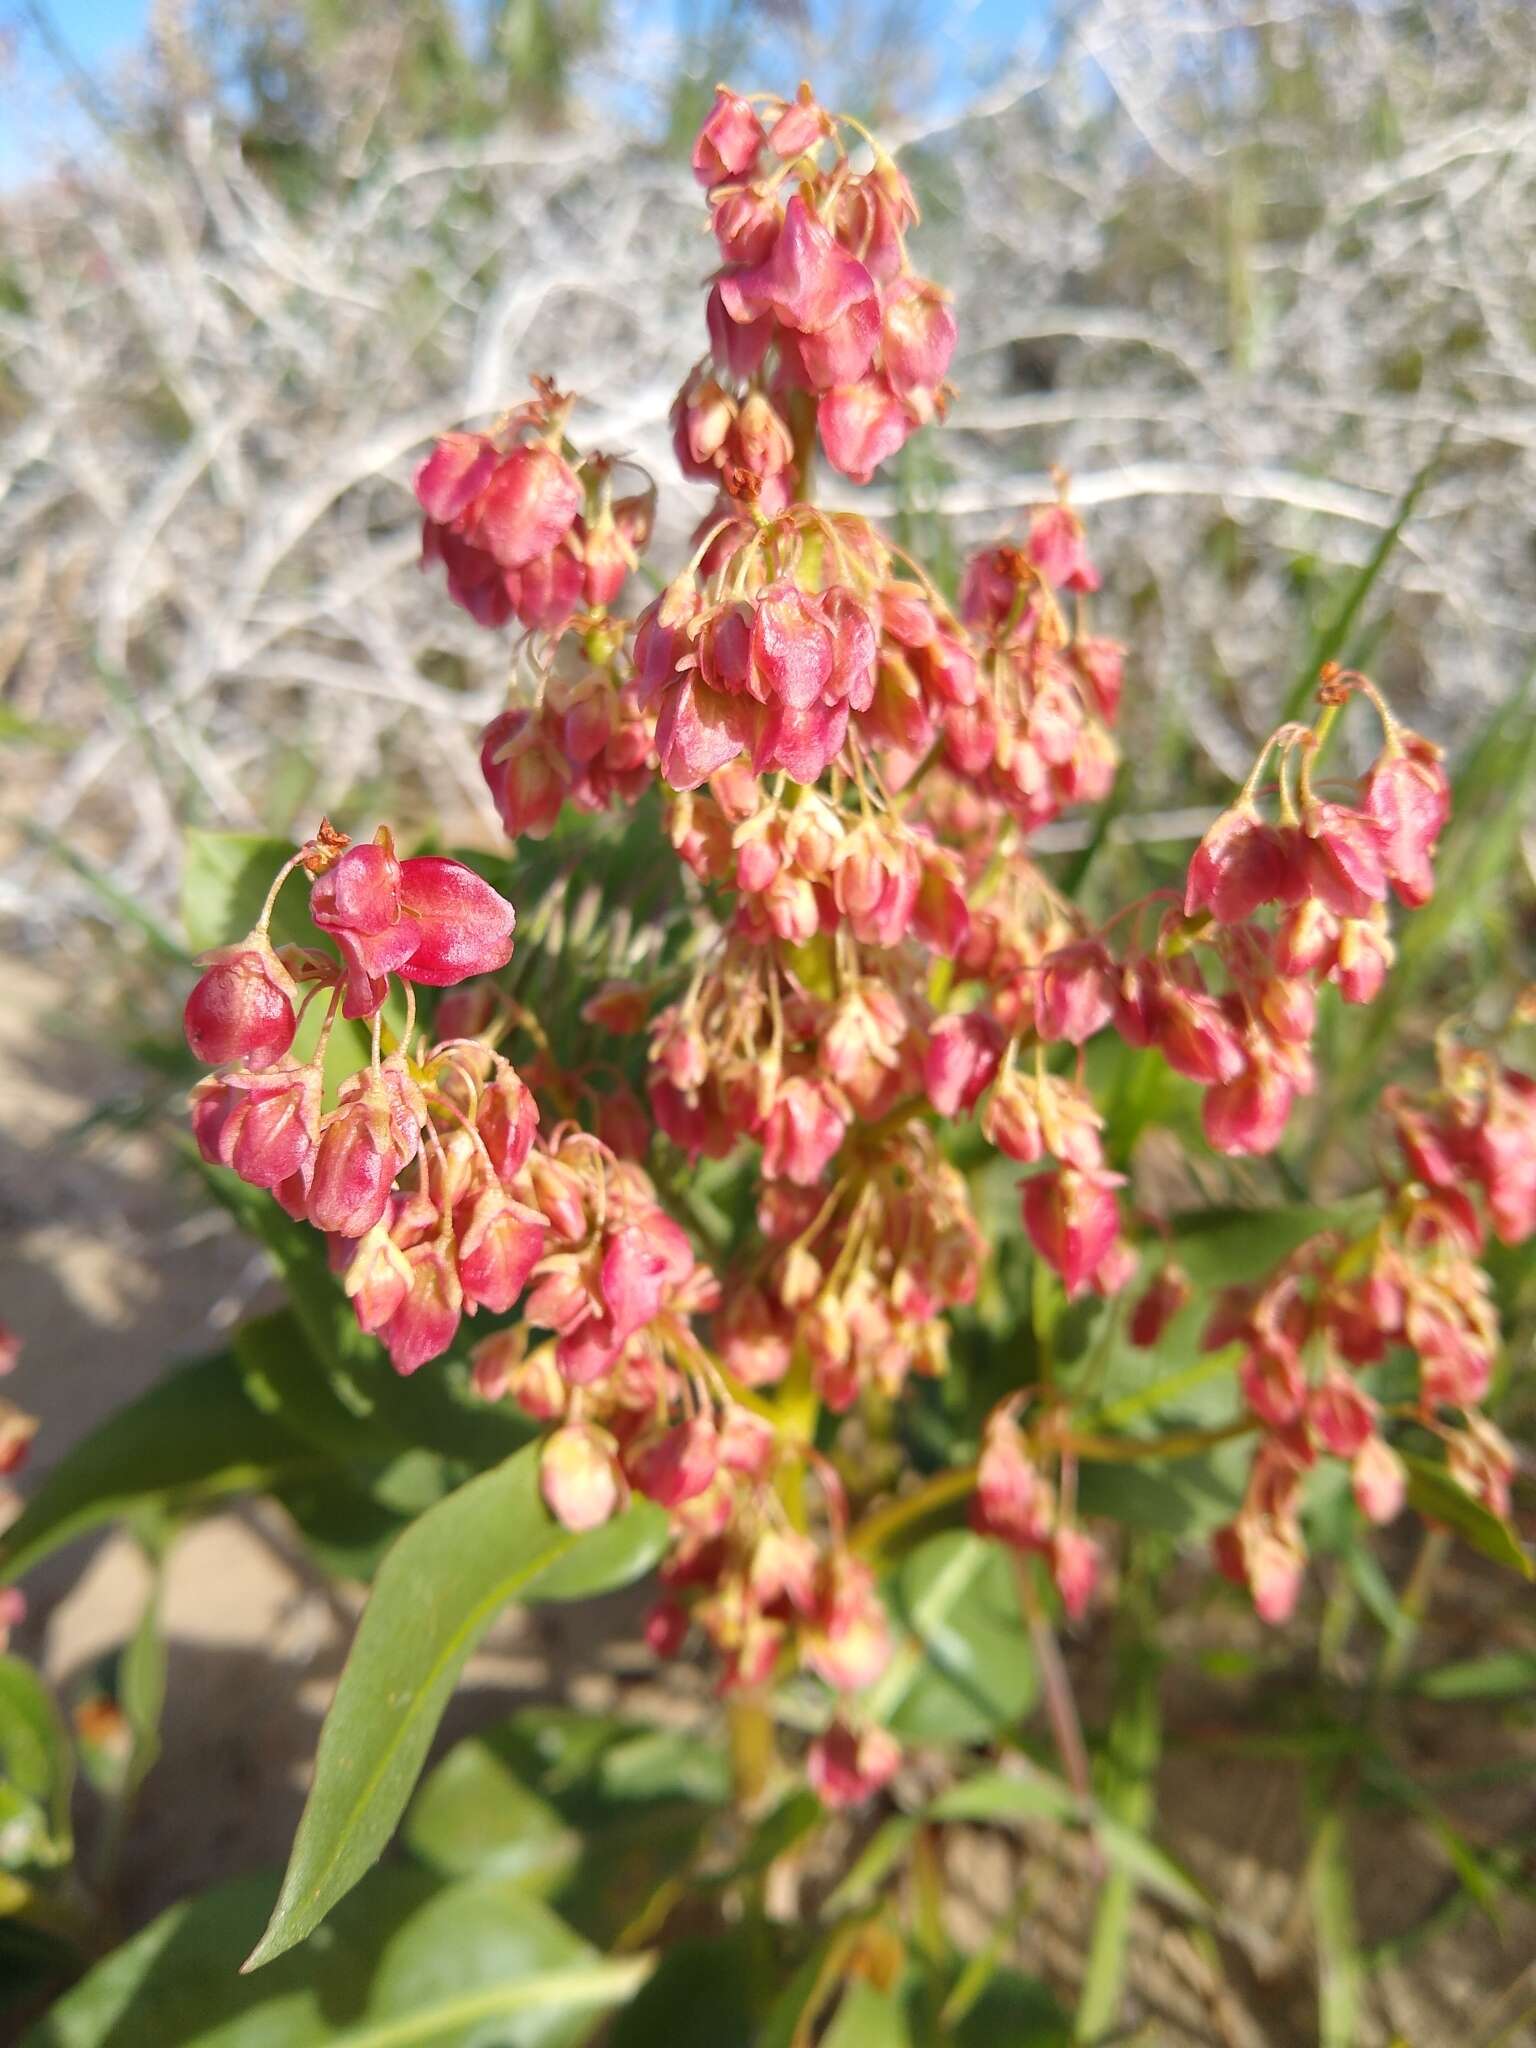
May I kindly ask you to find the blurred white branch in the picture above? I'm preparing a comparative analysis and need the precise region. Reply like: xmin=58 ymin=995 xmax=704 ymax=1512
xmin=3 ymin=0 xmax=1533 ymax=932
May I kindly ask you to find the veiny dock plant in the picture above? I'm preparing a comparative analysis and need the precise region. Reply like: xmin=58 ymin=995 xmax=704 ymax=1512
xmin=4 ymin=81 xmax=1533 ymax=2048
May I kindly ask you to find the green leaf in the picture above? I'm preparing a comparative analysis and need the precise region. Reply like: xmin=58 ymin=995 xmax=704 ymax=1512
xmin=949 ymin=1969 xmax=1071 ymax=2047
xmin=1076 ymin=1564 xmax=1162 ymax=2042
xmin=607 ymin=1932 xmax=765 ymax=2048
xmin=246 ymin=1447 xmax=666 ymax=1970
xmin=181 ymin=830 xmax=298 ymax=955
xmin=232 ymin=1311 xmax=449 ymax=1516
xmin=1408 ymin=1652 xmax=1536 ymax=1703
xmin=428 ymin=1709 xmax=729 ymax=1947
xmin=1402 ymin=1454 xmax=1532 ymax=1580
xmin=0 ymin=1659 xmax=73 ymax=1869
xmin=208 ymin=1171 xmax=529 ymax=1470
xmin=1281 ymin=445 xmax=1443 ymax=722
xmin=821 ymin=1980 xmax=910 ymax=2048
xmin=0 ymin=1354 xmax=323 ymax=1584
xmin=1308 ymin=1798 xmax=1362 ymax=2048
xmin=519 ymin=1501 xmax=668 ymax=1602
xmin=882 ymin=1532 xmax=1037 ymax=1742
xmin=25 ymin=1866 xmax=649 ymax=2048
xmin=404 ymin=1738 xmax=580 ymax=1894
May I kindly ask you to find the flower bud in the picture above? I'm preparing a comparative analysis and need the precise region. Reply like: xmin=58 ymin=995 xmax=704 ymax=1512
xmin=343 ymin=1222 xmax=415 ymax=1335
xmin=191 ymin=1062 xmax=321 ymax=1190
xmin=308 ymin=1074 xmax=406 ymax=1238
xmin=691 ymin=88 xmax=764 ymax=186
xmin=477 ymin=1069 xmax=540 ymax=1185
xmin=761 ymin=1075 xmax=848 ymax=1185
xmin=1351 ymin=1436 xmax=1407 ymax=1525
xmin=378 ymin=1239 xmax=463 ymax=1374
xmin=816 ymin=377 xmax=910 ymax=485
xmin=1129 ymin=1262 xmax=1191 ymax=1347
xmin=1050 ymin=1524 xmax=1101 ymax=1621
xmin=644 ymin=1600 xmax=690 ymax=1659
xmin=1036 ymin=941 xmax=1115 ymax=1045
xmin=1021 ymin=1167 xmax=1122 ymax=1300
xmin=628 ymin=1416 xmax=719 ymax=1508
xmin=1184 ymin=807 xmax=1298 ymax=924
xmin=981 ymin=1070 xmax=1044 ymax=1163
xmin=807 ymin=1719 xmax=900 ymax=1811
xmin=923 ymin=1012 xmax=1002 ymax=1117
xmin=455 ymin=1186 xmax=546 ymax=1315
xmin=1360 ymin=732 xmax=1449 ymax=909
xmin=1027 ymin=505 xmax=1098 ymax=593
xmin=184 ymin=934 xmax=298 ymax=1069
xmin=973 ymin=1409 xmax=1053 ymax=1550
xmin=539 ymin=1422 xmax=623 ymax=1531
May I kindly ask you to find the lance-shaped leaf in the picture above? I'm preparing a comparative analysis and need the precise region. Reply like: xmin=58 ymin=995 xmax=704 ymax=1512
xmin=245 ymin=1445 xmax=665 ymax=1970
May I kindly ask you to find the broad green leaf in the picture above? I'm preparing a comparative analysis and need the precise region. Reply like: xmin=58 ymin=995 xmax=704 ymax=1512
xmin=1170 ymin=1201 xmax=1376 ymax=1290
xmin=950 ymin=1969 xmax=1071 ymax=2047
xmin=607 ymin=1932 xmax=765 ymax=2048
xmin=181 ymin=830 xmax=298 ymax=955
xmin=1402 ymin=1455 xmax=1532 ymax=1580
xmin=232 ymin=1311 xmax=449 ymax=1516
xmin=884 ymin=1532 xmax=1037 ymax=1742
xmin=25 ymin=1866 xmax=648 ymax=2048
xmin=271 ymin=1483 xmax=415 ymax=1583
xmin=405 ymin=1737 xmax=580 ymax=1893
xmin=0 ymin=1354 xmax=323 ymax=1584
xmin=0 ymin=1659 xmax=73 ymax=1869
xmin=246 ymin=1447 xmax=666 ymax=1969
xmin=519 ymin=1501 xmax=668 ymax=1602
xmin=483 ymin=1710 xmax=731 ymax=1817
xmin=423 ymin=1709 xmax=729 ymax=1946
xmin=1076 ymin=1445 xmax=1250 ymax=1538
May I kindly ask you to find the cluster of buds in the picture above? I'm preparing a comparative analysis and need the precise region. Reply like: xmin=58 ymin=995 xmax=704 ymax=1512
xmin=952 ymin=518 xmax=1121 ymax=832
xmin=1212 ymin=1032 xmax=1533 ymax=1621
xmin=971 ymin=1401 xmax=1103 ymax=1620
xmin=1165 ymin=670 xmax=1449 ymax=1153
xmin=416 ymin=382 xmax=652 ymax=637
xmin=476 ymin=1291 xmax=895 ymax=1733
xmin=185 ymin=825 xmax=530 ymax=1370
xmin=479 ymin=680 xmax=654 ymax=841
xmin=942 ymin=672 xmax=1448 ymax=1229
xmin=720 ymin=1121 xmax=985 ymax=1411
xmin=685 ymin=84 xmax=955 ymax=497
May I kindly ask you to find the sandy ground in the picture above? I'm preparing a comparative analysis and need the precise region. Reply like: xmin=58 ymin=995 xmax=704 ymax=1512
xmin=3 ymin=952 xmax=1535 ymax=2045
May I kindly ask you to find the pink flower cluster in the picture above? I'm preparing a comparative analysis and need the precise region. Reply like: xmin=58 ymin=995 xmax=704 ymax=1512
xmin=924 ymin=673 xmax=1452 ymax=1305
xmin=416 ymin=386 xmax=652 ymax=637
xmin=684 ymin=85 xmax=955 ymax=497
xmin=185 ymin=81 xmax=1531 ymax=1815
xmin=972 ymin=1403 xmax=1103 ymax=1620
xmin=1212 ymin=1037 xmax=1533 ymax=1622
xmin=479 ymin=679 xmax=654 ymax=842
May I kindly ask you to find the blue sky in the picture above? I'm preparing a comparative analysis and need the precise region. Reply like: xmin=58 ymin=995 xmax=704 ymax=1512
xmin=0 ymin=0 xmax=1048 ymax=183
